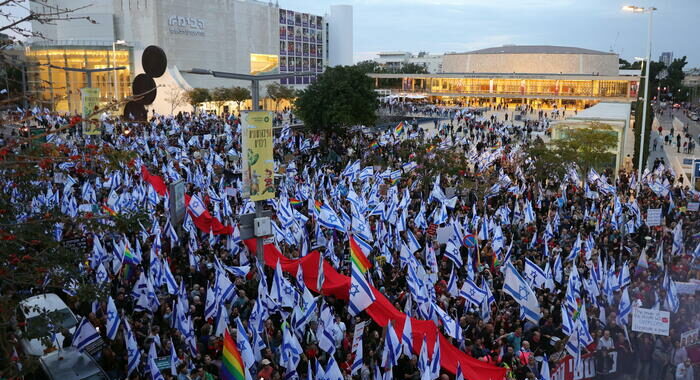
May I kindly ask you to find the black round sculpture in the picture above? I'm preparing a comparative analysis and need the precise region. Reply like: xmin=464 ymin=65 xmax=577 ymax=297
xmin=142 ymin=45 xmax=167 ymax=78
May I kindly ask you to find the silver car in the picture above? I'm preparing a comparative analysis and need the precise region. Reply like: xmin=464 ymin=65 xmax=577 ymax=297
xmin=37 ymin=347 xmax=109 ymax=380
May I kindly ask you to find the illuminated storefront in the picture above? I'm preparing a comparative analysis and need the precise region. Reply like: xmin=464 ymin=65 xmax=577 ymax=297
xmin=369 ymin=73 xmax=640 ymax=108
xmin=25 ymin=44 xmax=132 ymax=113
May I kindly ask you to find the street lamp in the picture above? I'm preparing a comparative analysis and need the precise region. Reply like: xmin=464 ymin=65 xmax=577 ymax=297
xmin=623 ymin=4 xmax=656 ymax=184
xmin=112 ymin=40 xmax=127 ymax=100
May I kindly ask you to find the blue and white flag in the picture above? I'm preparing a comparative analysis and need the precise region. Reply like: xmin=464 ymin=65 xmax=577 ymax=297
xmin=401 ymin=317 xmax=413 ymax=357
xmin=524 ymin=258 xmax=547 ymax=289
xmin=148 ymin=356 xmax=165 ymax=380
xmin=351 ymin=332 xmax=363 ymax=376
xmin=235 ymin=317 xmax=255 ymax=368
xmin=124 ymin=320 xmax=141 ymax=377
xmin=188 ymin=194 xmax=206 ymax=217
xmin=459 ymin=278 xmax=486 ymax=305
xmin=106 ymin=296 xmax=121 ymax=340
xmin=381 ymin=320 xmax=401 ymax=368
xmin=502 ymin=261 xmax=541 ymax=324
xmin=349 ymin=262 xmax=376 ymax=316
xmin=617 ymin=288 xmax=632 ymax=325
xmin=72 ymin=317 xmax=100 ymax=352
xmin=318 ymin=203 xmax=347 ymax=232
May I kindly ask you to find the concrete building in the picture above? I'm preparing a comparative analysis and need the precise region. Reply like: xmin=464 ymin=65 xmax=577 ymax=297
xmin=369 ymin=45 xmax=640 ymax=109
xmin=659 ymin=51 xmax=674 ymax=67
xmin=24 ymin=0 xmax=353 ymax=113
xmin=550 ymin=102 xmax=633 ymax=173
xmin=375 ymin=51 xmax=443 ymax=73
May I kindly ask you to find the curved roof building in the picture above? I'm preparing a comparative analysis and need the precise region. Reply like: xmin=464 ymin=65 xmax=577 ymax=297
xmin=442 ymin=45 xmax=619 ymax=75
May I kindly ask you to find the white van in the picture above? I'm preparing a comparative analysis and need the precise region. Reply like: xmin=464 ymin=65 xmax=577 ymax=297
xmin=17 ymin=294 xmax=78 ymax=356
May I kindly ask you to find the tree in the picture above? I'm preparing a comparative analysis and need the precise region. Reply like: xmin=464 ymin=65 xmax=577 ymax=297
xmin=230 ymin=86 xmax=251 ymax=113
xmin=164 ymin=86 xmax=187 ymax=114
xmin=527 ymin=125 xmax=618 ymax=182
xmin=266 ymin=83 xmax=295 ymax=111
xmin=211 ymin=87 xmax=232 ymax=114
xmin=184 ymin=88 xmax=210 ymax=112
xmin=294 ymin=65 xmax=378 ymax=135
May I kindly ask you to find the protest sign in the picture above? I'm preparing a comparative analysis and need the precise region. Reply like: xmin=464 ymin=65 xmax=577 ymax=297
xmin=646 ymin=208 xmax=662 ymax=226
xmin=680 ymin=328 xmax=699 ymax=347
xmin=675 ymin=282 xmax=700 ymax=295
xmin=352 ymin=321 xmax=368 ymax=353
xmin=632 ymin=307 xmax=670 ymax=336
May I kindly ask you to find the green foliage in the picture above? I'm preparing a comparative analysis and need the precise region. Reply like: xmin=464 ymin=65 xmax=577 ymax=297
xmin=294 ymin=66 xmax=378 ymax=135
xmin=184 ymin=88 xmax=210 ymax=111
xmin=230 ymin=86 xmax=251 ymax=112
xmin=266 ymin=83 xmax=295 ymax=111
xmin=0 ymin=140 xmax=148 ymax=376
xmin=211 ymin=87 xmax=232 ymax=113
xmin=527 ymin=125 xmax=618 ymax=181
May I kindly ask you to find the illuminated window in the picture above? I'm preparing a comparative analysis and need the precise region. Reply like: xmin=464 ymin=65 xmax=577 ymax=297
xmin=250 ymin=54 xmax=279 ymax=75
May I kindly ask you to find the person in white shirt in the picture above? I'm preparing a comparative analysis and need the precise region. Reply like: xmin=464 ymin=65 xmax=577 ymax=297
xmin=675 ymin=358 xmax=694 ymax=380
xmin=597 ymin=330 xmax=614 ymax=351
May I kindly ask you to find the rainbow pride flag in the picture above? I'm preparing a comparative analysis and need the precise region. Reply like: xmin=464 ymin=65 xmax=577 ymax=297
xmin=370 ymin=141 xmax=379 ymax=149
xmin=101 ymin=204 xmax=117 ymax=216
xmin=349 ymin=235 xmax=372 ymax=274
xmin=289 ymin=198 xmax=303 ymax=208
xmin=221 ymin=329 xmax=246 ymax=380
xmin=314 ymin=200 xmax=322 ymax=214
xmin=394 ymin=121 xmax=405 ymax=136
xmin=123 ymin=243 xmax=139 ymax=265
xmin=426 ymin=145 xmax=436 ymax=153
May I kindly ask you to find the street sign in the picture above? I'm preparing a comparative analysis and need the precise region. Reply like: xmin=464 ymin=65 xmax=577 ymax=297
xmin=168 ymin=180 xmax=186 ymax=224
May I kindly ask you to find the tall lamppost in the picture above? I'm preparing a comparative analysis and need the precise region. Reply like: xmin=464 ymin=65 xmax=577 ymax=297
xmin=623 ymin=5 xmax=656 ymax=181
xmin=112 ymin=40 xmax=127 ymax=100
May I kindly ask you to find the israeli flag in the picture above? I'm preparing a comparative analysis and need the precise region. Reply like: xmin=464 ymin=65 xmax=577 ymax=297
xmin=71 ymin=317 xmax=100 ymax=352
xmin=318 ymin=203 xmax=347 ymax=233
xmin=502 ymin=261 xmax=541 ymax=324
xmin=106 ymin=296 xmax=121 ymax=340
xmin=124 ymin=320 xmax=141 ymax=377
xmin=524 ymin=258 xmax=547 ymax=288
xmin=460 ymin=278 xmax=486 ymax=305
xmin=188 ymin=194 xmax=206 ymax=217
xmin=349 ymin=263 xmax=376 ymax=316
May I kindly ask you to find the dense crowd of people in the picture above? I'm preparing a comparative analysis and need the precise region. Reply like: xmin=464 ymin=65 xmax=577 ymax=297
xmin=3 ymin=104 xmax=700 ymax=380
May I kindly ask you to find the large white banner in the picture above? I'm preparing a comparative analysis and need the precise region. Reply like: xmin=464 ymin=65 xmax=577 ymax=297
xmin=632 ymin=307 xmax=670 ymax=336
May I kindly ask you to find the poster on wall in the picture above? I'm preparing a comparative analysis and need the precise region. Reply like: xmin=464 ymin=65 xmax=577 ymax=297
xmin=241 ymin=111 xmax=274 ymax=201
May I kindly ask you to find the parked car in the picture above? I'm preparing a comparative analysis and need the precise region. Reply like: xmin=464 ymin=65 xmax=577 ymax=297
xmin=33 ymin=347 xmax=109 ymax=380
xmin=689 ymin=112 xmax=699 ymax=121
xmin=16 ymin=293 xmax=78 ymax=356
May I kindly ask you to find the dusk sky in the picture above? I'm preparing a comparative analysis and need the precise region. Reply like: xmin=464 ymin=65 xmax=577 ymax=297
xmin=284 ymin=0 xmax=700 ymax=67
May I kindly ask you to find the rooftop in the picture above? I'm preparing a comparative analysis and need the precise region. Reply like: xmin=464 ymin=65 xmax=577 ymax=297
xmin=450 ymin=45 xmax=615 ymax=56
xmin=568 ymin=102 xmax=631 ymax=122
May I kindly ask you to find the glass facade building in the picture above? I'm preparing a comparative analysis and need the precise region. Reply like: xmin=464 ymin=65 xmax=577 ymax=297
xmin=25 ymin=43 xmax=132 ymax=113
xmin=369 ymin=73 xmax=640 ymax=108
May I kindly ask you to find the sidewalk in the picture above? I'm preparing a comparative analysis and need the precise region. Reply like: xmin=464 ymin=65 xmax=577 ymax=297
xmin=648 ymin=109 xmax=700 ymax=182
